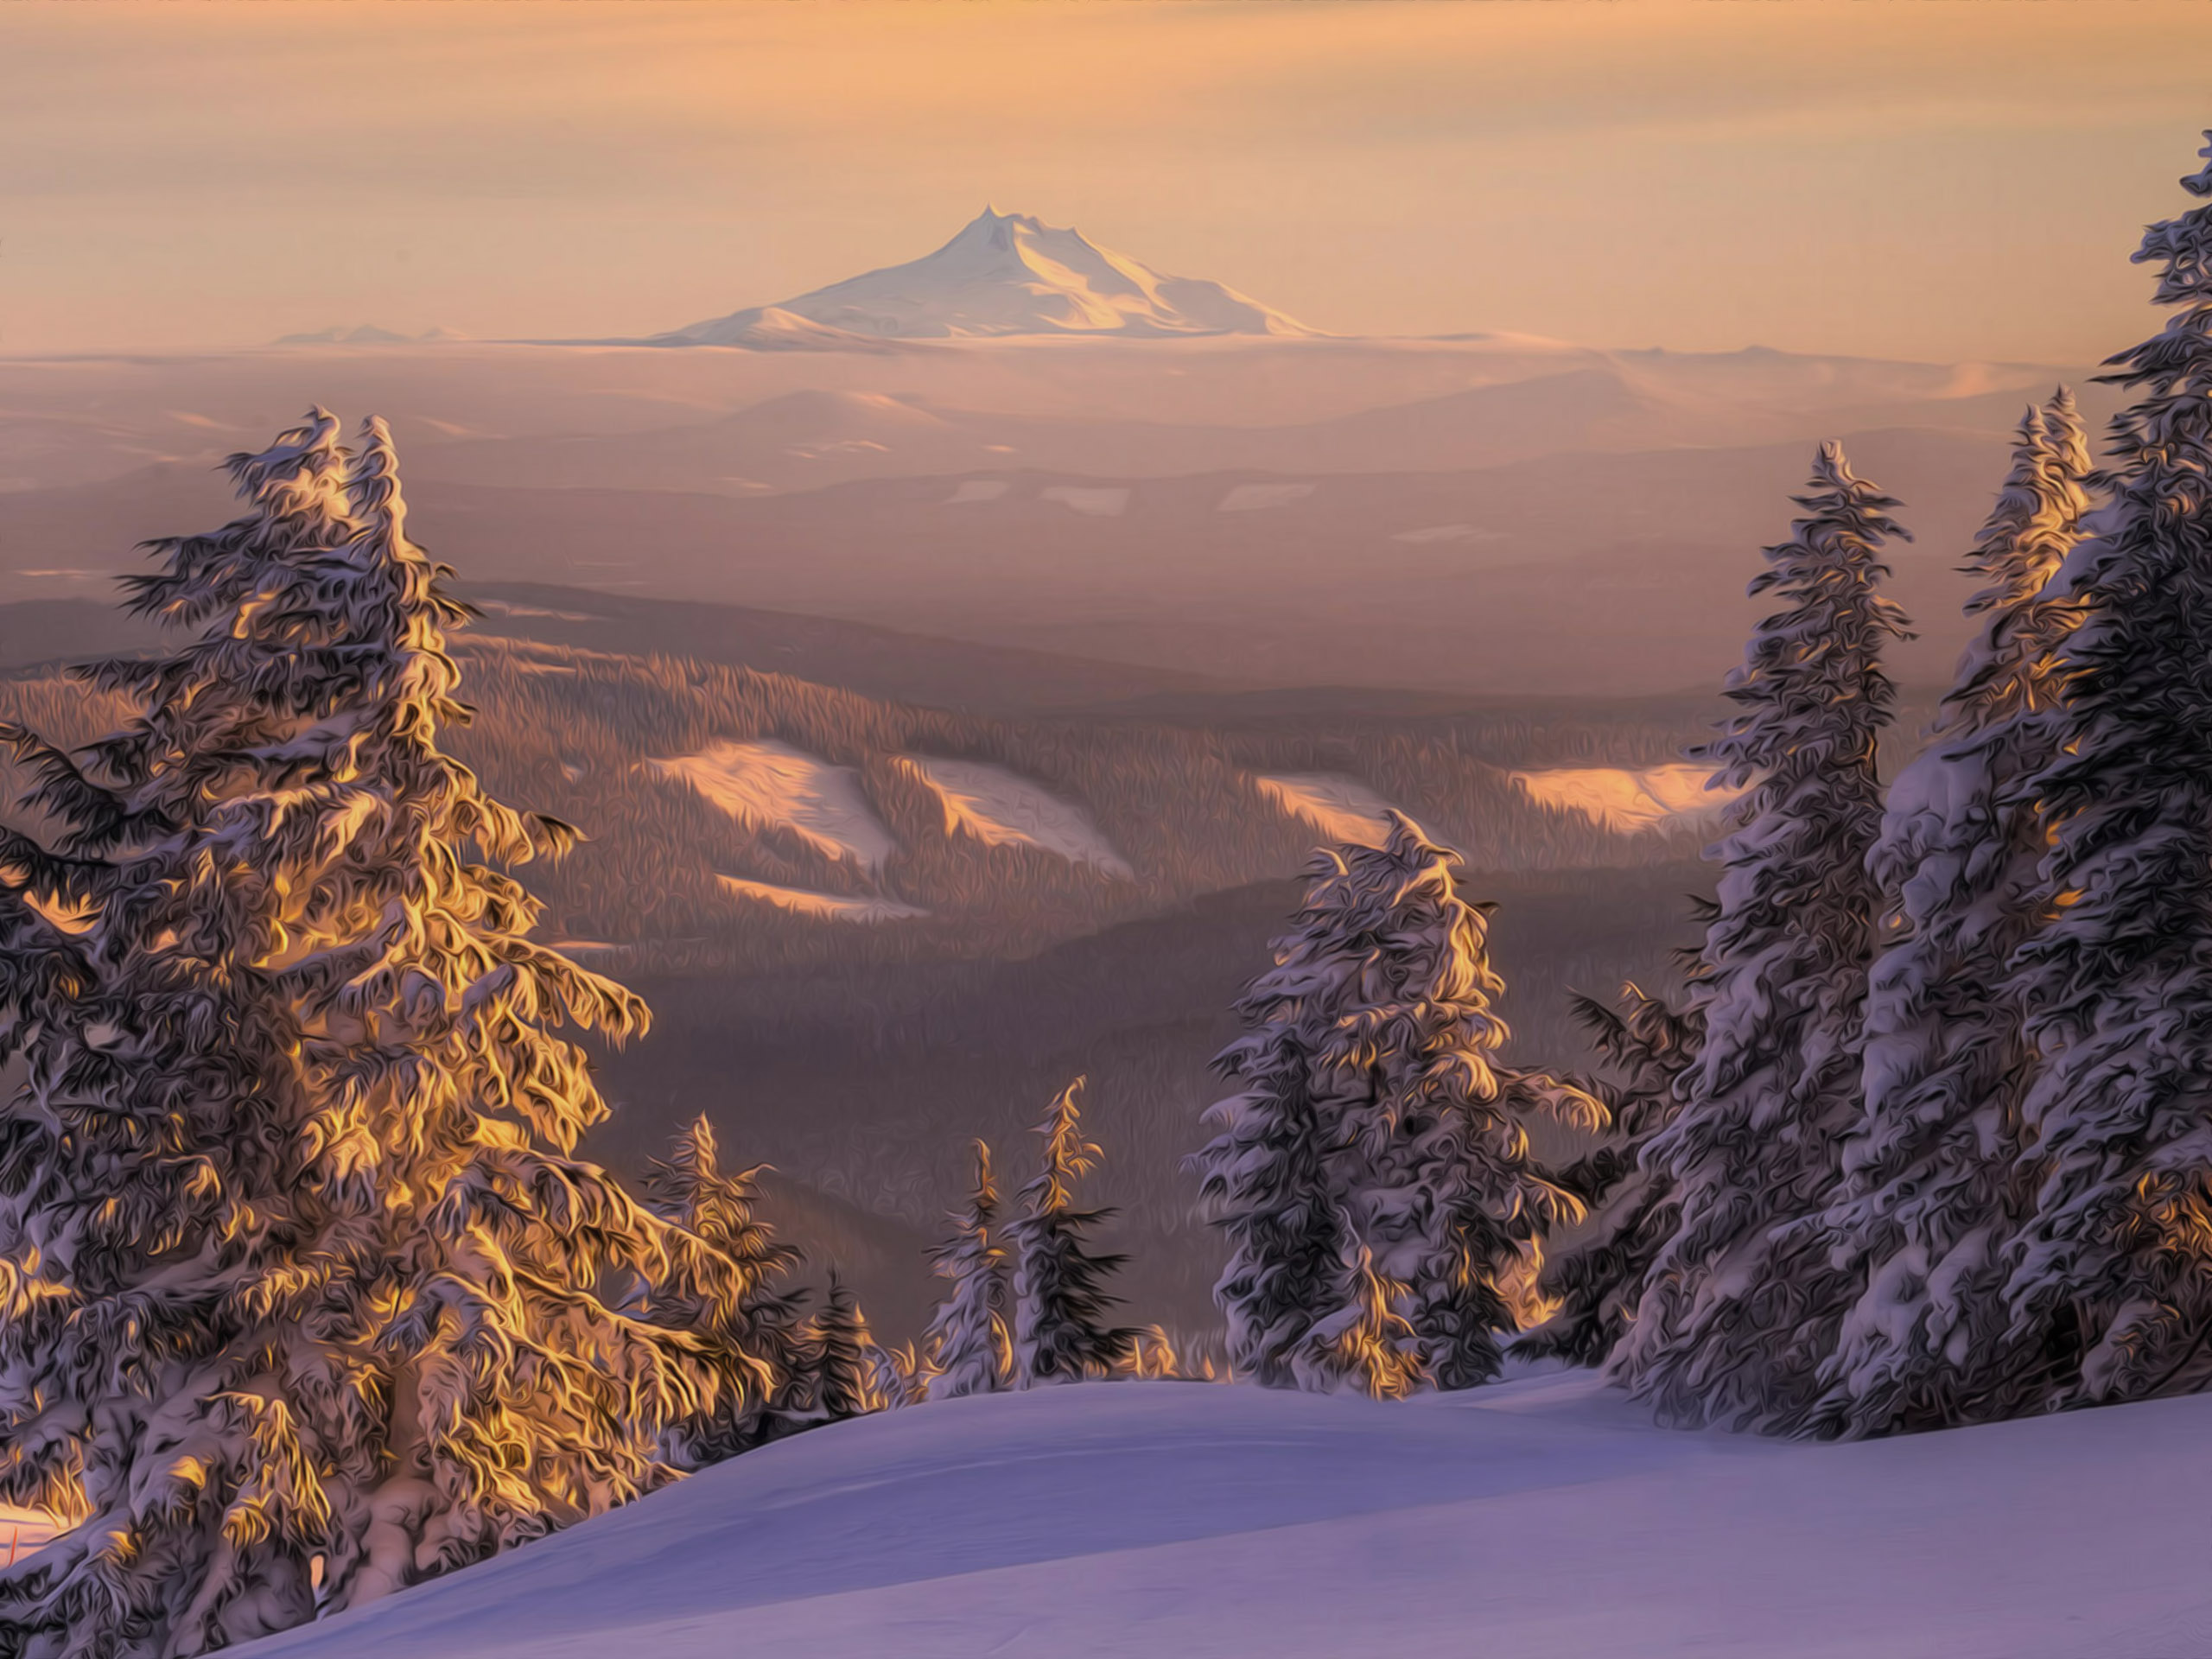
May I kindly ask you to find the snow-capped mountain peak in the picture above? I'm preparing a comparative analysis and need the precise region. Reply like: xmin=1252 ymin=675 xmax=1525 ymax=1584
xmin=662 ymin=209 xmax=1319 ymax=345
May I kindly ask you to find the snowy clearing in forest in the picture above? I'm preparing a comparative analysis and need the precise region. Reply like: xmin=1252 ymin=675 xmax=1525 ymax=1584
xmin=944 ymin=480 xmax=1010 ymax=504
xmin=474 ymin=598 xmax=598 ymax=622
xmin=1217 ymin=481 xmax=1314 ymax=512
xmin=1390 ymin=522 xmax=1508 ymax=544
xmin=649 ymin=740 xmax=897 ymax=870
xmin=1039 ymin=485 xmax=1129 ymax=517
xmin=899 ymin=757 xmax=1134 ymax=878
xmin=715 ymin=876 xmax=927 ymax=924
xmin=240 ymin=1369 xmax=2212 ymax=1659
xmin=1253 ymin=772 xmax=1398 ymax=848
xmin=1510 ymin=762 xmax=1744 ymax=834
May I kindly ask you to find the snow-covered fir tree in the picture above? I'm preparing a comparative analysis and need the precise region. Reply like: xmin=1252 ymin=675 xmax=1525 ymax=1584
xmin=642 ymin=1116 xmax=807 ymax=1460
xmin=1998 ymin=136 xmax=2212 ymax=1406
xmin=871 ymin=1341 xmax=933 ymax=1408
xmin=1613 ymin=441 xmax=1913 ymax=1431
xmin=1009 ymin=1077 xmax=1135 ymax=1385
xmin=1188 ymin=1019 xmax=1350 ymax=1387
xmin=1521 ymin=982 xmax=1704 ymax=1369
xmin=1192 ymin=816 xmax=1598 ymax=1393
xmin=925 ymin=1140 xmax=1014 ymax=1397
xmin=0 ymin=414 xmax=728 ymax=1656
xmin=1116 ymin=1325 xmax=1182 ymax=1381
xmin=1295 ymin=1238 xmax=1426 ymax=1400
xmin=790 ymin=1274 xmax=890 ymax=1425
xmin=1810 ymin=391 xmax=2090 ymax=1435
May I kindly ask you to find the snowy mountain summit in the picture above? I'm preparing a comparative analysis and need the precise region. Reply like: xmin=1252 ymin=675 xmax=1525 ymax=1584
xmin=662 ymin=208 xmax=1319 ymax=345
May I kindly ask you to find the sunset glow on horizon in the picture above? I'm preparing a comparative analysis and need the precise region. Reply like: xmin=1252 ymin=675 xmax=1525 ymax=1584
xmin=6 ymin=0 xmax=2212 ymax=362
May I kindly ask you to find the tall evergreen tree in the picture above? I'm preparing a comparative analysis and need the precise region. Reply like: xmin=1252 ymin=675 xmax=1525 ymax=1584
xmin=789 ymin=1274 xmax=890 ymax=1425
xmin=1811 ymin=391 xmax=2089 ymax=1435
xmin=1009 ymin=1077 xmax=1135 ymax=1385
xmin=1614 ymin=441 xmax=1912 ymax=1431
xmin=1521 ymin=982 xmax=1703 ymax=1368
xmin=1192 ymin=817 xmax=1597 ymax=1393
xmin=641 ymin=1116 xmax=806 ymax=1460
xmin=1999 ymin=135 xmax=2212 ymax=1406
xmin=925 ymin=1141 xmax=1014 ymax=1397
xmin=0 ymin=415 xmax=723 ymax=1656
xmin=1189 ymin=1018 xmax=1350 ymax=1387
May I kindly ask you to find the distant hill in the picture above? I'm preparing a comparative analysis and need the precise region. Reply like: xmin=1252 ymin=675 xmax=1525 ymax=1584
xmin=0 ymin=586 xmax=1227 ymax=717
xmin=272 ymin=325 xmax=467 ymax=346
xmin=456 ymin=584 xmax=1234 ymax=716
xmin=0 ymin=423 xmax=2028 ymax=696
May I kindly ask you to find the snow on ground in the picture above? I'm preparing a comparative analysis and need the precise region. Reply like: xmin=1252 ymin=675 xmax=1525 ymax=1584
xmin=715 ymin=875 xmax=928 ymax=924
xmin=1512 ymin=761 xmax=1745 ymax=834
xmin=899 ymin=756 xmax=1135 ymax=878
xmin=1217 ymin=481 xmax=1314 ymax=512
xmin=1254 ymin=772 xmax=1397 ymax=848
xmin=944 ymin=479 xmax=1010 ymax=504
xmin=648 ymin=740 xmax=898 ymax=870
xmin=474 ymin=598 xmax=599 ymax=622
xmin=1391 ymin=522 xmax=1508 ymax=544
xmin=1040 ymin=485 xmax=1130 ymax=517
xmin=242 ymin=1370 xmax=2212 ymax=1659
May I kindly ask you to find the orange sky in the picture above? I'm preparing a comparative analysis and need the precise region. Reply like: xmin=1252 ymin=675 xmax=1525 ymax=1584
xmin=5 ymin=0 xmax=2212 ymax=361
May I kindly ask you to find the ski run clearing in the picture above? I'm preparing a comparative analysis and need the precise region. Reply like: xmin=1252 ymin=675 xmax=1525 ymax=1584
xmin=242 ymin=1367 xmax=2212 ymax=1659
xmin=1254 ymin=771 xmax=1399 ymax=848
xmin=1039 ymin=484 xmax=1130 ymax=517
xmin=652 ymin=742 xmax=1135 ymax=892
xmin=1217 ymin=481 xmax=1315 ymax=512
xmin=1511 ymin=761 xmax=1745 ymax=834
xmin=944 ymin=479 xmax=1011 ymax=504
xmin=714 ymin=876 xmax=928 ymax=924
xmin=899 ymin=756 xmax=1135 ymax=878
xmin=648 ymin=740 xmax=898 ymax=871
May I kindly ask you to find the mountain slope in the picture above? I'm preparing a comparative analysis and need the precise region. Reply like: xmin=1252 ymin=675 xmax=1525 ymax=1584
xmin=664 ymin=208 xmax=1317 ymax=343
xmin=238 ymin=1371 xmax=2212 ymax=1659
xmin=0 ymin=427 xmax=2015 ymax=695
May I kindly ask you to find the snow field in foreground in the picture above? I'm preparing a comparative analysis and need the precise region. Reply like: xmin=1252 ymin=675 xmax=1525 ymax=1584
xmin=242 ymin=1369 xmax=2212 ymax=1659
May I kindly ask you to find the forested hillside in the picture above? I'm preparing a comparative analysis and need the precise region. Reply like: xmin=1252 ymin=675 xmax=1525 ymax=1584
xmin=0 ymin=620 xmax=1746 ymax=1340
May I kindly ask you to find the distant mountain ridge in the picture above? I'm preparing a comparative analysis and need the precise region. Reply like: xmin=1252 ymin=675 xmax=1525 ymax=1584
xmin=662 ymin=208 xmax=1318 ymax=345
xmin=273 ymin=325 xmax=468 ymax=346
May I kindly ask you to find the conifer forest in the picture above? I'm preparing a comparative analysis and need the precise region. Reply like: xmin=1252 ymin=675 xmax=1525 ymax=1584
xmin=6 ymin=8 xmax=2212 ymax=1654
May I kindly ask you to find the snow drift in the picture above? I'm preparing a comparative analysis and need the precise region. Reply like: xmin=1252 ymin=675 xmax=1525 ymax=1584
xmin=238 ymin=1370 xmax=2212 ymax=1659
xmin=663 ymin=207 xmax=1318 ymax=343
